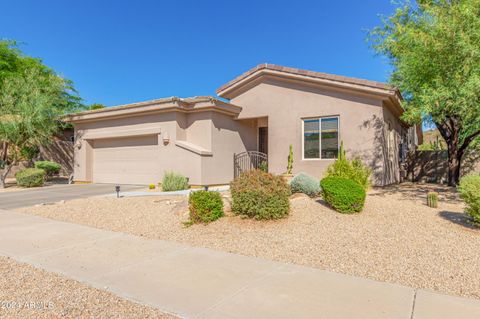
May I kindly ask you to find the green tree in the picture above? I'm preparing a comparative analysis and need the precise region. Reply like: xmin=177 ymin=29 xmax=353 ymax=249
xmin=0 ymin=40 xmax=82 ymax=187
xmin=88 ymin=103 xmax=105 ymax=110
xmin=370 ymin=0 xmax=480 ymax=185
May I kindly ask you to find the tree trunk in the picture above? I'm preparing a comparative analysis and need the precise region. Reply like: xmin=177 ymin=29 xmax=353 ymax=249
xmin=434 ymin=117 xmax=480 ymax=186
xmin=446 ymin=133 xmax=464 ymax=186
xmin=0 ymin=164 xmax=12 ymax=189
xmin=434 ymin=117 xmax=463 ymax=186
xmin=447 ymin=152 xmax=461 ymax=186
xmin=1 ymin=142 xmax=7 ymax=162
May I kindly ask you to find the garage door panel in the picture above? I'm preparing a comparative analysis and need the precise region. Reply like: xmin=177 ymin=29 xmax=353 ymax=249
xmin=92 ymin=135 xmax=158 ymax=185
xmin=94 ymin=135 xmax=157 ymax=148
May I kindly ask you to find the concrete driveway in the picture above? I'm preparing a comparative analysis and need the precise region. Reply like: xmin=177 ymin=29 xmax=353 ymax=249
xmin=0 ymin=184 xmax=145 ymax=209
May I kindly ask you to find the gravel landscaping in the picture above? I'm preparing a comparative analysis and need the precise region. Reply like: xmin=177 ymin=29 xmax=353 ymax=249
xmin=0 ymin=256 xmax=176 ymax=319
xmin=17 ymin=183 xmax=480 ymax=300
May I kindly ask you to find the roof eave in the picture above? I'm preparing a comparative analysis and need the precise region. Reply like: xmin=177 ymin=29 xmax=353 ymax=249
xmin=217 ymin=68 xmax=401 ymax=101
xmin=64 ymin=97 xmax=242 ymax=124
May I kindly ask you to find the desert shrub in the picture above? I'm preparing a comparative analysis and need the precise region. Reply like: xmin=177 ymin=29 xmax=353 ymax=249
xmin=20 ymin=146 xmax=40 ymax=161
xmin=15 ymin=168 xmax=45 ymax=187
xmin=230 ymin=169 xmax=291 ymax=220
xmin=162 ymin=171 xmax=189 ymax=191
xmin=258 ymin=161 xmax=268 ymax=173
xmin=458 ymin=175 xmax=480 ymax=224
xmin=325 ymin=142 xmax=371 ymax=190
xmin=34 ymin=161 xmax=61 ymax=177
xmin=290 ymin=172 xmax=320 ymax=197
xmin=321 ymin=177 xmax=366 ymax=213
xmin=189 ymin=190 xmax=224 ymax=224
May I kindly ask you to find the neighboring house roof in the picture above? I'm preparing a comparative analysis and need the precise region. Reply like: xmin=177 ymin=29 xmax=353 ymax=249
xmin=65 ymin=96 xmax=242 ymax=123
xmin=216 ymin=64 xmax=404 ymax=118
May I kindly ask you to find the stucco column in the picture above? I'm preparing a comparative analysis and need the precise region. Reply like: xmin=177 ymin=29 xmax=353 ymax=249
xmin=73 ymin=137 xmax=93 ymax=183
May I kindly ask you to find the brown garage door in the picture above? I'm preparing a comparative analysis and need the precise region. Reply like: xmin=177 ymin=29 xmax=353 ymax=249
xmin=92 ymin=135 xmax=158 ymax=185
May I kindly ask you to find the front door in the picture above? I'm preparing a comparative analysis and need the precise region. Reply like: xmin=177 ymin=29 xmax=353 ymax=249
xmin=258 ymin=127 xmax=268 ymax=155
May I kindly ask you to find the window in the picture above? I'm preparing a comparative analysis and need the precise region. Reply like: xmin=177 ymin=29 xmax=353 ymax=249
xmin=303 ymin=117 xmax=339 ymax=159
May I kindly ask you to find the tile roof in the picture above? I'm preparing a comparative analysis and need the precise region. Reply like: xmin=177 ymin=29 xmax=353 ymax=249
xmin=64 ymin=96 xmax=242 ymax=122
xmin=216 ymin=63 xmax=397 ymax=95
xmin=68 ymin=96 xmax=232 ymax=117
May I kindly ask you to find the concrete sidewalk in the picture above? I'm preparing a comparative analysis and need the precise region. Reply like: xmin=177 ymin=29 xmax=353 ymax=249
xmin=0 ymin=209 xmax=479 ymax=319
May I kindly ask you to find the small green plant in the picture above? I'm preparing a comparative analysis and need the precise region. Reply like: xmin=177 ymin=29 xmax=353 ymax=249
xmin=325 ymin=142 xmax=371 ymax=190
xmin=418 ymin=136 xmax=445 ymax=151
xmin=149 ymin=184 xmax=156 ymax=190
xmin=162 ymin=171 xmax=189 ymax=191
xmin=20 ymin=146 xmax=40 ymax=161
xmin=188 ymin=190 xmax=224 ymax=224
xmin=34 ymin=161 xmax=61 ymax=177
xmin=15 ymin=168 xmax=45 ymax=187
xmin=458 ymin=175 xmax=480 ymax=224
xmin=320 ymin=177 xmax=366 ymax=213
xmin=290 ymin=172 xmax=320 ymax=197
xmin=230 ymin=169 xmax=291 ymax=220
xmin=287 ymin=144 xmax=293 ymax=174
xmin=0 ymin=159 xmax=5 ymax=169
xmin=258 ymin=161 xmax=268 ymax=173
xmin=427 ymin=192 xmax=438 ymax=208
xmin=89 ymin=103 xmax=105 ymax=110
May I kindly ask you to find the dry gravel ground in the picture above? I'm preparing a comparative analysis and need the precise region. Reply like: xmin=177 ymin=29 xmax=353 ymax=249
xmin=17 ymin=183 xmax=480 ymax=300
xmin=0 ymin=256 xmax=176 ymax=319
xmin=0 ymin=178 xmax=20 ymax=192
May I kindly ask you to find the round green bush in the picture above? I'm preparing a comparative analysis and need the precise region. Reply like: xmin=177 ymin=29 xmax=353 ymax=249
xmin=230 ymin=170 xmax=291 ymax=220
xmin=325 ymin=143 xmax=371 ymax=191
xmin=320 ymin=177 xmax=366 ymax=213
xmin=290 ymin=172 xmax=320 ymax=197
xmin=34 ymin=161 xmax=61 ymax=177
xmin=458 ymin=175 xmax=480 ymax=224
xmin=189 ymin=190 xmax=224 ymax=224
xmin=15 ymin=168 xmax=45 ymax=187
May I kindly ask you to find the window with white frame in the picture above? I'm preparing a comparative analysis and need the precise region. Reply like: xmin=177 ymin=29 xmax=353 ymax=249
xmin=303 ymin=116 xmax=339 ymax=159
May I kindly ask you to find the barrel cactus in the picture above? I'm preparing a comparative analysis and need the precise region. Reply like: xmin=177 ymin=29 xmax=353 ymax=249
xmin=427 ymin=192 xmax=438 ymax=208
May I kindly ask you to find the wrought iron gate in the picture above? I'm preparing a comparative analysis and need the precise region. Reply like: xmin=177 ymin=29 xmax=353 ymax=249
xmin=233 ymin=151 xmax=268 ymax=179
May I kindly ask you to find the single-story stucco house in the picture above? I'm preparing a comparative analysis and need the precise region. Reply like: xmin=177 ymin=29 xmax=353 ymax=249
xmin=66 ymin=64 xmax=422 ymax=186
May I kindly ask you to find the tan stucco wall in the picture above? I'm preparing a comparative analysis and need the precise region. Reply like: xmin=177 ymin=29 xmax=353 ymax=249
xmin=74 ymin=111 xmax=255 ymax=185
xmin=380 ymin=103 xmax=406 ymax=185
xmin=203 ymin=112 xmax=257 ymax=185
xmin=230 ymin=78 xmax=399 ymax=185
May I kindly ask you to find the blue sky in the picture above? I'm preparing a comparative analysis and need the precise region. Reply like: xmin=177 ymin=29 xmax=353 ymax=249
xmin=1 ymin=0 xmax=398 ymax=106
